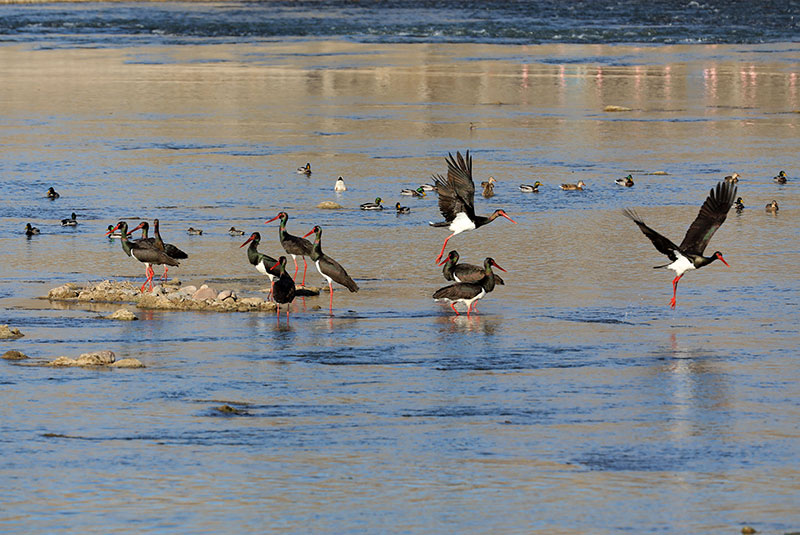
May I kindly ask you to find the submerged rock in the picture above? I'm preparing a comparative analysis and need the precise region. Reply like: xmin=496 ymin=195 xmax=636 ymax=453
xmin=2 ymin=350 xmax=29 ymax=360
xmin=0 ymin=325 xmax=24 ymax=339
xmin=110 ymin=358 xmax=145 ymax=368
xmin=317 ymin=201 xmax=344 ymax=209
xmin=106 ymin=309 xmax=138 ymax=321
xmin=76 ymin=350 xmax=116 ymax=366
xmin=604 ymin=105 xmax=632 ymax=112
xmin=47 ymin=350 xmax=143 ymax=368
xmin=48 ymin=284 xmax=78 ymax=299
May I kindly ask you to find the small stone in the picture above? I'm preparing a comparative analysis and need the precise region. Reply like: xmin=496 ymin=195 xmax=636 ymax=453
xmin=110 ymin=358 xmax=145 ymax=368
xmin=317 ymin=201 xmax=344 ymax=209
xmin=151 ymin=285 xmax=165 ymax=296
xmin=216 ymin=404 xmax=246 ymax=415
xmin=48 ymin=285 xmax=78 ymax=299
xmin=192 ymin=284 xmax=216 ymax=301
xmin=0 ymin=325 xmax=24 ymax=339
xmin=239 ymin=297 xmax=265 ymax=307
xmin=75 ymin=350 xmax=116 ymax=366
xmin=177 ymin=285 xmax=197 ymax=296
xmin=2 ymin=350 xmax=29 ymax=360
xmin=604 ymin=105 xmax=631 ymax=112
xmin=741 ymin=527 xmax=757 ymax=535
xmin=217 ymin=289 xmax=236 ymax=301
xmin=106 ymin=309 xmax=138 ymax=321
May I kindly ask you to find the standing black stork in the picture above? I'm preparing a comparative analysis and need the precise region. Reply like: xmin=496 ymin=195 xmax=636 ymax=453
xmin=270 ymin=256 xmax=297 ymax=323
xmin=106 ymin=221 xmax=180 ymax=293
xmin=153 ymin=218 xmax=187 ymax=281
xmin=240 ymin=232 xmax=280 ymax=299
xmin=265 ymin=211 xmax=314 ymax=285
xmin=623 ymin=180 xmax=736 ymax=309
xmin=302 ymin=225 xmax=359 ymax=313
xmin=430 ymin=151 xmax=517 ymax=263
xmin=433 ymin=257 xmax=506 ymax=317
xmin=439 ymin=250 xmax=505 ymax=286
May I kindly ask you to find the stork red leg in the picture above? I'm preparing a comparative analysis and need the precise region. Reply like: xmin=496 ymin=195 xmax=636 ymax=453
xmin=328 ymin=282 xmax=334 ymax=313
xmin=292 ymin=255 xmax=299 ymax=281
xmin=435 ymin=233 xmax=455 ymax=264
xmin=670 ymin=274 xmax=683 ymax=309
xmin=450 ymin=302 xmax=459 ymax=315
xmin=301 ymin=258 xmax=308 ymax=286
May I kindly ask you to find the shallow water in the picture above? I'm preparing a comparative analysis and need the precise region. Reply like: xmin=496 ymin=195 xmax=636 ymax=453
xmin=1 ymin=38 xmax=799 ymax=534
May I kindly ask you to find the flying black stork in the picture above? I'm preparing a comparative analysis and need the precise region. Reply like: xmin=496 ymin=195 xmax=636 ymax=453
xmin=107 ymin=221 xmax=180 ymax=293
xmin=240 ymin=231 xmax=280 ymax=299
xmin=430 ymin=151 xmax=516 ymax=263
xmin=433 ymin=257 xmax=506 ymax=317
xmin=302 ymin=225 xmax=359 ymax=313
xmin=439 ymin=250 xmax=505 ymax=286
xmin=270 ymin=256 xmax=297 ymax=323
xmin=623 ymin=180 xmax=736 ymax=309
xmin=265 ymin=211 xmax=314 ymax=285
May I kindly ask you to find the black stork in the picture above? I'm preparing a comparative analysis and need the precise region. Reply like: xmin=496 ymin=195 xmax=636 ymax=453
xmin=265 ymin=211 xmax=314 ymax=286
xmin=430 ymin=151 xmax=516 ymax=263
xmin=128 ymin=220 xmax=188 ymax=281
xmin=623 ymin=180 xmax=736 ymax=309
xmin=439 ymin=250 xmax=505 ymax=286
xmin=433 ymin=257 xmax=506 ymax=317
xmin=240 ymin=232 xmax=280 ymax=299
xmin=269 ymin=256 xmax=297 ymax=322
xmin=107 ymin=221 xmax=180 ymax=293
xmin=302 ymin=225 xmax=359 ymax=313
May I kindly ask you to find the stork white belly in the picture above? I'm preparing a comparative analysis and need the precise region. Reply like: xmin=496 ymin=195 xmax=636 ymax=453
xmin=667 ymin=253 xmax=695 ymax=277
xmin=256 ymin=260 xmax=276 ymax=281
xmin=449 ymin=212 xmax=476 ymax=234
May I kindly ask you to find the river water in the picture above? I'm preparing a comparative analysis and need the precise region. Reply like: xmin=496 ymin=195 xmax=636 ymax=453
xmin=1 ymin=3 xmax=799 ymax=534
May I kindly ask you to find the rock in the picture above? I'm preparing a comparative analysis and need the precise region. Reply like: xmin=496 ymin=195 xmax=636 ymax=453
xmin=317 ymin=201 xmax=344 ymax=209
xmin=192 ymin=284 xmax=216 ymax=301
xmin=2 ymin=350 xmax=29 ymax=360
xmin=48 ymin=356 xmax=77 ymax=367
xmin=0 ymin=325 xmax=24 ymax=339
xmin=741 ymin=527 xmax=756 ymax=535
xmin=75 ymin=350 xmax=115 ymax=366
xmin=110 ymin=358 xmax=145 ymax=368
xmin=137 ymin=293 xmax=173 ymax=310
xmin=176 ymin=285 xmax=197 ymax=297
xmin=151 ymin=285 xmax=165 ymax=296
xmin=239 ymin=297 xmax=265 ymax=307
xmin=48 ymin=285 xmax=78 ymax=299
xmin=604 ymin=105 xmax=631 ymax=112
xmin=106 ymin=308 xmax=138 ymax=321
xmin=217 ymin=289 xmax=236 ymax=302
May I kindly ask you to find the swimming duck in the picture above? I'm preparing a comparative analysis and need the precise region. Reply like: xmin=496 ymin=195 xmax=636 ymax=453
xmin=25 ymin=223 xmax=40 ymax=236
xmin=519 ymin=181 xmax=543 ymax=193
xmin=395 ymin=202 xmax=410 ymax=214
xmin=615 ymin=175 xmax=634 ymax=187
xmin=360 ymin=197 xmax=383 ymax=210
xmin=228 ymin=227 xmax=245 ymax=236
xmin=334 ymin=176 xmax=347 ymax=192
xmin=297 ymin=163 xmax=312 ymax=176
xmin=60 ymin=212 xmax=78 ymax=226
xmin=106 ymin=224 xmax=122 ymax=239
xmin=480 ymin=176 xmax=497 ymax=198
xmin=734 ymin=197 xmax=745 ymax=212
xmin=560 ymin=180 xmax=586 ymax=191
xmin=419 ymin=183 xmax=437 ymax=192
xmin=724 ymin=173 xmax=740 ymax=183
xmin=46 ymin=187 xmax=60 ymax=199
xmin=765 ymin=200 xmax=779 ymax=213
xmin=400 ymin=186 xmax=426 ymax=197
xmin=186 ymin=227 xmax=204 ymax=235
xmin=773 ymin=170 xmax=787 ymax=184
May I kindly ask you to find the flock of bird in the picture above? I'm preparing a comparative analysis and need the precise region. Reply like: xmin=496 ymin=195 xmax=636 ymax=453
xmin=27 ymin=156 xmax=790 ymax=318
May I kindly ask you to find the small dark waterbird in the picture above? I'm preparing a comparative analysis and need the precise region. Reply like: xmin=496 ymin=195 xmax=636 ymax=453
xmin=433 ymin=257 xmax=506 ymax=317
xmin=519 ymin=181 xmax=542 ymax=193
xmin=765 ymin=200 xmax=779 ymax=213
xmin=734 ymin=197 xmax=745 ymax=212
xmin=297 ymin=162 xmax=312 ymax=176
xmin=360 ymin=197 xmax=383 ymax=210
xmin=25 ymin=223 xmax=40 ymax=236
xmin=400 ymin=186 xmax=425 ymax=197
xmin=265 ymin=211 xmax=314 ymax=285
xmin=430 ymin=151 xmax=517 ymax=263
xmin=303 ymin=225 xmax=359 ymax=313
xmin=270 ymin=256 xmax=297 ymax=322
xmin=240 ymin=232 xmax=280 ymax=298
xmin=61 ymin=212 xmax=78 ymax=226
xmin=395 ymin=202 xmax=410 ymax=214
xmin=623 ymin=180 xmax=736 ymax=309
xmin=615 ymin=174 xmax=634 ymax=187
xmin=107 ymin=221 xmax=180 ymax=293
xmin=773 ymin=170 xmax=787 ymax=184
xmin=46 ymin=187 xmax=60 ymax=199
xmin=439 ymin=250 xmax=505 ymax=286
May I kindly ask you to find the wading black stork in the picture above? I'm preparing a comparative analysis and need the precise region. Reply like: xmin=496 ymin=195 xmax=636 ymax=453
xmin=623 ymin=180 xmax=736 ymax=309
xmin=302 ymin=225 xmax=359 ymax=313
xmin=439 ymin=250 xmax=505 ymax=286
xmin=433 ymin=257 xmax=506 ymax=317
xmin=265 ymin=211 xmax=314 ymax=285
xmin=270 ymin=256 xmax=297 ymax=323
xmin=107 ymin=221 xmax=180 ymax=293
xmin=430 ymin=151 xmax=516 ymax=263
xmin=128 ymin=220 xmax=188 ymax=282
xmin=240 ymin=232 xmax=280 ymax=299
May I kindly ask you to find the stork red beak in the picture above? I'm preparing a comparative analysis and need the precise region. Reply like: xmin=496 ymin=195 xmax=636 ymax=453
xmin=491 ymin=260 xmax=508 ymax=272
xmin=500 ymin=212 xmax=517 ymax=224
xmin=716 ymin=253 xmax=730 ymax=267
xmin=270 ymin=261 xmax=280 ymax=271
xmin=240 ymin=235 xmax=255 ymax=248
xmin=437 ymin=257 xmax=449 ymax=266
xmin=126 ymin=222 xmax=145 ymax=237
xmin=265 ymin=214 xmax=280 ymax=224
xmin=104 ymin=223 xmax=120 ymax=236
xmin=302 ymin=229 xmax=314 ymax=239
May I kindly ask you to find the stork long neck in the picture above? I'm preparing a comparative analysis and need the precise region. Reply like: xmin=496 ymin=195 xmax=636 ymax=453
xmin=246 ymin=240 xmax=261 ymax=266
xmin=482 ymin=263 xmax=497 ymax=292
xmin=153 ymin=223 xmax=165 ymax=249
xmin=119 ymin=226 xmax=133 ymax=257
xmin=442 ymin=258 xmax=456 ymax=280
xmin=692 ymin=254 xmax=717 ymax=269
xmin=310 ymin=235 xmax=323 ymax=261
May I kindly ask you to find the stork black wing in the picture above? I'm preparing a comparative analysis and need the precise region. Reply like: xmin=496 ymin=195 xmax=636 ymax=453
xmin=623 ymin=208 xmax=680 ymax=262
xmin=679 ymin=181 xmax=737 ymax=255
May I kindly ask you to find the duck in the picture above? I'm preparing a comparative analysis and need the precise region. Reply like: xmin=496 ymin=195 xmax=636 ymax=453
xmin=106 ymin=224 xmax=122 ymax=239
xmin=480 ymin=176 xmax=497 ymax=198
xmin=360 ymin=197 xmax=383 ymax=210
xmin=560 ymin=180 xmax=586 ymax=191
xmin=400 ymin=186 xmax=426 ymax=197
xmin=519 ymin=181 xmax=543 ymax=193
xmin=25 ymin=223 xmax=40 ymax=236
xmin=228 ymin=227 xmax=245 ymax=236
xmin=724 ymin=172 xmax=740 ymax=183
xmin=334 ymin=176 xmax=347 ymax=192
xmin=395 ymin=202 xmax=410 ymax=214
xmin=773 ymin=170 xmax=787 ymax=184
xmin=419 ymin=183 xmax=437 ymax=192
xmin=734 ymin=197 xmax=745 ymax=212
xmin=60 ymin=212 xmax=78 ymax=226
xmin=297 ymin=163 xmax=312 ymax=176
xmin=765 ymin=200 xmax=779 ymax=213
xmin=186 ymin=227 xmax=204 ymax=235
xmin=615 ymin=175 xmax=634 ymax=187
xmin=46 ymin=187 xmax=60 ymax=199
